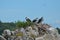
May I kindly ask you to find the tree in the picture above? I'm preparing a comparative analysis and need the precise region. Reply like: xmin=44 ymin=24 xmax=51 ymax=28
xmin=16 ymin=20 xmax=33 ymax=28
xmin=56 ymin=28 xmax=60 ymax=34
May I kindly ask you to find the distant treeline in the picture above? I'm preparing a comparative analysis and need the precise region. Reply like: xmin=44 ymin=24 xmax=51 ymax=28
xmin=0 ymin=21 xmax=16 ymax=35
xmin=0 ymin=20 xmax=60 ymax=35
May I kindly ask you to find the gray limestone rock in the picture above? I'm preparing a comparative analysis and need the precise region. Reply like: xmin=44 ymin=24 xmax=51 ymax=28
xmin=0 ymin=35 xmax=6 ymax=40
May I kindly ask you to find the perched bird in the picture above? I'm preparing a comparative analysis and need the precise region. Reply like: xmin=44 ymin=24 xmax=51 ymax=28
xmin=25 ymin=17 xmax=31 ymax=22
xmin=37 ymin=17 xmax=43 ymax=23
xmin=32 ymin=18 xmax=38 ymax=23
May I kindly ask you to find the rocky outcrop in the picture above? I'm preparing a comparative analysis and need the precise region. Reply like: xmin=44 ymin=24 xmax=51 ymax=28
xmin=0 ymin=35 xmax=6 ymax=40
xmin=2 ymin=26 xmax=60 ymax=40
xmin=35 ymin=34 xmax=60 ymax=40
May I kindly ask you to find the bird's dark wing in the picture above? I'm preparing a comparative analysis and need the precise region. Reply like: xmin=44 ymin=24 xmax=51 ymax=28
xmin=32 ymin=18 xmax=38 ymax=22
xmin=37 ymin=17 xmax=43 ymax=23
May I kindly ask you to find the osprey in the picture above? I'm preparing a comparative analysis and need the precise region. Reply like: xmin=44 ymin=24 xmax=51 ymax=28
xmin=25 ymin=17 xmax=31 ymax=22
xmin=32 ymin=18 xmax=38 ymax=23
xmin=37 ymin=17 xmax=43 ymax=23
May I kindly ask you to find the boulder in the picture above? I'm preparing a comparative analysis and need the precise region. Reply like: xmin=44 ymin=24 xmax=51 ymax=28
xmin=0 ymin=35 xmax=6 ymax=40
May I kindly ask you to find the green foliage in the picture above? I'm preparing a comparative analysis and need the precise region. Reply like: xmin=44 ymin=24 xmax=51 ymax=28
xmin=16 ymin=21 xmax=33 ymax=28
xmin=56 ymin=28 xmax=60 ymax=34
xmin=0 ymin=21 xmax=16 ymax=35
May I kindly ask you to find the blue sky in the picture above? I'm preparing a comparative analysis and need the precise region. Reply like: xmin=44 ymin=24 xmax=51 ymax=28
xmin=0 ymin=0 xmax=60 ymax=28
